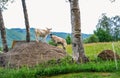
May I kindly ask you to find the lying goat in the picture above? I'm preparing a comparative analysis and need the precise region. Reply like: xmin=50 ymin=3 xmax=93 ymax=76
xmin=50 ymin=34 xmax=67 ymax=50
xmin=35 ymin=28 xmax=52 ymax=42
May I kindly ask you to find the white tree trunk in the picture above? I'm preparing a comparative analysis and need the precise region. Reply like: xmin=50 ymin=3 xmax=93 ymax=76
xmin=69 ymin=0 xmax=88 ymax=63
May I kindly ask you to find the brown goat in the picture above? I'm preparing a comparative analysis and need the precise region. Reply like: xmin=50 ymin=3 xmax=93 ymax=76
xmin=50 ymin=34 xmax=67 ymax=50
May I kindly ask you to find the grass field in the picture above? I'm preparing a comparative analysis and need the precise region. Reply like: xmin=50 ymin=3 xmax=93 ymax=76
xmin=49 ymin=72 xmax=120 ymax=78
xmin=0 ymin=42 xmax=120 ymax=78
xmin=66 ymin=41 xmax=120 ymax=60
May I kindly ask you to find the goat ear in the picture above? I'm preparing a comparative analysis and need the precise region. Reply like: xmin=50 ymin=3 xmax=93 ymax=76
xmin=46 ymin=27 xmax=52 ymax=30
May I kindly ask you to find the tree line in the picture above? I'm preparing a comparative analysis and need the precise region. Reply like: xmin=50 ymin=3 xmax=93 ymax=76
xmin=85 ymin=13 xmax=120 ymax=43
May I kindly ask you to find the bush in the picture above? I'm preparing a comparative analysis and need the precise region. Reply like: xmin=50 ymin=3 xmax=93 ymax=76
xmin=48 ymin=40 xmax=57 ymax=46
xmin=84 ymin=34 xmax=99 ymax=43
xmin=66 ymin=35 xmax=72 ymax=44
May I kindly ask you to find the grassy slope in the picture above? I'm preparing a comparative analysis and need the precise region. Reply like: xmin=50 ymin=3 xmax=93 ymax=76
xmin=66 ymin=41 xmax=120 ymax=60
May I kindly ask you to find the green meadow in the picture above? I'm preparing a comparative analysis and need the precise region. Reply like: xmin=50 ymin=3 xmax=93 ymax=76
xmin=66 ymin=41 xmax=120 ymax=60
xmin=0 ymin=42 xmax=120 ymax=78
xmin=49 ymin=72 xmax=120 ymax=78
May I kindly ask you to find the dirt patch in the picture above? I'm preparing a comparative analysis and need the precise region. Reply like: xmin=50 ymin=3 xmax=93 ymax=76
xmin=0 ymin=42 xmax=68 ymax=68
xmin=98 ymin=50 xmax=120 ymax=60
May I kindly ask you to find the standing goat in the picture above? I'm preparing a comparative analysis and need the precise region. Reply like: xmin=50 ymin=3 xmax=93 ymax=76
xmin=35 ymin=28 xmax=52 ymax=42
xmin=50 ymin=34 xmax=67 ymax=50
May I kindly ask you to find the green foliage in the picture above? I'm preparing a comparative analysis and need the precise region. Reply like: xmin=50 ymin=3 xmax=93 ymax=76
xmin=0 ymin=67 xmax=36 ymax=78
xmin=0 ymin=47 xmax=2 ymax=51
xmin=39 ymin=56 xmax=73 ymax=67
xmin=35 ymin=60 xmax=120 ymax=77
xmin=94 ymin=13 xmax=113 ymax=42
xmin=48 ymin=40 xmax=57 ymax=46
xmin=94 ymin=14 xmax=120 ymax=42
xmin=84 ymin=34 xmax=99 ymax=43
xmin=94 ymin=28 xmax=113 ymax=42
xmin=56 ymin=56 xmax=73 ymax=65
xmin=111 ymin=16 xmax=120 ymax=41
xmin=66 ymin=34 xmax=72 ymax=44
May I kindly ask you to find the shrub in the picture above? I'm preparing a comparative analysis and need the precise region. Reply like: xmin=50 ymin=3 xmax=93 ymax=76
xmin=84 ymin=34 xmax=99 ymax=43
xmin=66 ymin=34 xmax=72 ymax=44
xmin=48 ymin=40 xmax=57 ymax=46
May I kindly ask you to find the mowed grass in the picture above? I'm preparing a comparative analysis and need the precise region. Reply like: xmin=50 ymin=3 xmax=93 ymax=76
xmin=49 ymin=72 xmax=120 ymax=78
xmin=66 ymin=41 xmax=120 ymax=60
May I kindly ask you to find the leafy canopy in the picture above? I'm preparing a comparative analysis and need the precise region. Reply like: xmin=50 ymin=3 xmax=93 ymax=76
xmin=94 ymin=13 xmax=120 ymax=42
xmin=0 ymin=0 xmax=14 ymax=10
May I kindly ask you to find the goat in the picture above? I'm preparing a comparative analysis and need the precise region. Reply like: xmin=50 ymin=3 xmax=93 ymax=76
xmin=50 ymin=34 xmax=67 ymax=50
xmin=35 ymin=28 xmax=52 ymax=42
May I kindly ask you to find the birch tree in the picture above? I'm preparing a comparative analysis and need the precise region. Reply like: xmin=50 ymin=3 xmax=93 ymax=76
xmin=69 ymin=0 xmax=88 ymax=63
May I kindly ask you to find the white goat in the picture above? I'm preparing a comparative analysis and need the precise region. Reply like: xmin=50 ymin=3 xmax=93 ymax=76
xmin=35 ymin=28 xmax=52 ymax=42
xmin=50 ymin=34 xmax=67 ymax=50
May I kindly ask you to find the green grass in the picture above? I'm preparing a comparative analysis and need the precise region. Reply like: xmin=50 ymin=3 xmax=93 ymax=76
xmin=66 ymin=41 xmax=120 ymax=60
xmin=49 ymin=72 xmax=120 ymax=78
xmin=0 ymin=47 xmax=2 ymax=53
xmin=35 ymin=60 xmax=120 ymax=77
xmin=0 ymin=67 xmax=38 ymax=78
xmin=0 ymin=60 xmax=120 ymax=78
xmin=0 ymin=42 xmax=120 ymax=78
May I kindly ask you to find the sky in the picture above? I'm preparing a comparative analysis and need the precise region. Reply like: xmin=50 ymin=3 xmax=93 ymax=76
xmin=2 ymin=0 xmax=120 ymax=34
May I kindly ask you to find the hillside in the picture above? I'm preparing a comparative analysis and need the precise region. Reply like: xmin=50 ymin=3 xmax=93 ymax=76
xmin=0 ymin=28 xmax=91 ymax=47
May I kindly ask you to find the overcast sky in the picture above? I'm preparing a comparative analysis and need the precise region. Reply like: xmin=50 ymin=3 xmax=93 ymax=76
xmin=2 ymin=0 xmax=120 ymax=34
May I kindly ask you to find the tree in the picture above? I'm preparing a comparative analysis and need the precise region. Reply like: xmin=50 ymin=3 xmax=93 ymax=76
xmin=0 ymin=0 xmax=13 ymax=52
xmin=94 ymin=14 xmax=113 ymax=42
xmin=66 ymin=34 xmax=71 ymax=44
xmin=84 ymin=34 xmax=99 ymax=43
xmin=111 ymin=16 xmax=120 ymax=41
xmin=94 ymin=14 xmax=120 ymax=42
xmin=21 ymin=0 xmax=30 ymax=42
xmin=69 ymin=0 xmax=88 ymax=63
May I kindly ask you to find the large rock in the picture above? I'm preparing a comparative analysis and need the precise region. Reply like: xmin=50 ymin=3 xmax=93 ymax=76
xmin=0 ymin=42 xmax=68 ymax=68
xmin=98 ymin=50 xmax=120 ymax=60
